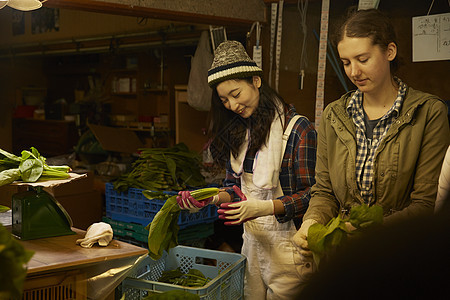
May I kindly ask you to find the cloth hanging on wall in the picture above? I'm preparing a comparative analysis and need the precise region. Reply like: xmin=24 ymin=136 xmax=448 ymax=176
xmin=187 ymin=30 xmax=214 ymax=111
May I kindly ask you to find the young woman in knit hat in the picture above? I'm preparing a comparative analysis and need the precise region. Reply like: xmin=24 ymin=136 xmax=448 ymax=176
xmin=177 ymin=40 xmax=317 ymax=299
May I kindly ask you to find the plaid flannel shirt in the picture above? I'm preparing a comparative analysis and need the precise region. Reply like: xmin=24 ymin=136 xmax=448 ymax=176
xmin=347 ymin=77 xmax=407 ymax=203
xmin=223 ymin=105 xmax=317 ymax=226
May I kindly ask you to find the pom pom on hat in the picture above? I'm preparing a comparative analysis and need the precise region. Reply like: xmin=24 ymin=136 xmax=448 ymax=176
xmin=207 ymin=40 xmax=262 ymax=87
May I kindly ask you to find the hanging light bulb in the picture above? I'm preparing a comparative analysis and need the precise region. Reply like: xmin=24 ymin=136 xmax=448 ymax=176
xmin=7 ymin=0 xmax=42 ymax=11
xmin=0 ymin=0 xmax=9 ymax=10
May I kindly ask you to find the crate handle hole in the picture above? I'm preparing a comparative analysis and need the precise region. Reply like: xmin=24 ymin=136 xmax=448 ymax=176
xmin=195 ymin=257 xmax=217 ymax=267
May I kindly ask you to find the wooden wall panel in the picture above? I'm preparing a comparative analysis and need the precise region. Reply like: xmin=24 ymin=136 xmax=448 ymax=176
xmin=258 ymin=0 xmax=450 ymax=123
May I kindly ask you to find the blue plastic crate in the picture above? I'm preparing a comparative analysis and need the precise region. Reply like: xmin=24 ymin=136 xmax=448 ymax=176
xmin=105 ymin=182 xmax=218 ymax=229
xmin=121 ymin=246 xmax=246 ymax=300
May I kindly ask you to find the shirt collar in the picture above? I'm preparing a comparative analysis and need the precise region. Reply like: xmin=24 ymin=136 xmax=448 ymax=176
xmin=346 ymin=77 xmax=407 ymax=118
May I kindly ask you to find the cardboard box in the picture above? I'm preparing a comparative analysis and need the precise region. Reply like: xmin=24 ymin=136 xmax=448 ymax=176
xmin=88 ymin=124 xmax=144 ymax=154
xmin=43 ymin=172 xmax=94 ymax=197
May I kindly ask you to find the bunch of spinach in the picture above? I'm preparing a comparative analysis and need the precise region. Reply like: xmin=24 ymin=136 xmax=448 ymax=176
xmin=308 ymin=204 xmax=384 ymax=267
xmin=112 ymin=143 xmax=206 ymax=192
xmin=142 ymin=290 xmax=200 ymax=300
xmin=158 ymin=267 xmax=210 ymax=287
xmin=146 ymin=194 xmax=181 ymax=260
xmin=0 ymin=147 xmax=70 ymax=187
xmin=145 ymin=187 xmax=219 ymax=260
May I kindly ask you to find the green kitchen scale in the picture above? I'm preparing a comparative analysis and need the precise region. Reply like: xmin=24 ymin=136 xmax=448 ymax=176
xmin=11 ymin=186 xmax=75 ymax=240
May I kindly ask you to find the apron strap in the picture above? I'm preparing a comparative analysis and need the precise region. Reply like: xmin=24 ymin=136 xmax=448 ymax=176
xmin=281 ymin=115 xmax=301 ymax=166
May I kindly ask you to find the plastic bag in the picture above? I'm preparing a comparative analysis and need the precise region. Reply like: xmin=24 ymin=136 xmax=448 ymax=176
xmin=187 ymin=31 xmax=213 ymax=111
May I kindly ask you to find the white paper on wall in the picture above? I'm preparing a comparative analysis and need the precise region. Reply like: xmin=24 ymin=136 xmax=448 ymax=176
xmin=253 ymin=45 xmax=262 ymax=69
xmin=357 ymin=0 xmax=379 ymax=10
xmin=412 ymin=12 xmax=450 ymax=62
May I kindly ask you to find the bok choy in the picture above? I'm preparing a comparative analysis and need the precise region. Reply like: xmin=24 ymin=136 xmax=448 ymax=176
xmin=0 ymin=147 xmax=71 ymax=187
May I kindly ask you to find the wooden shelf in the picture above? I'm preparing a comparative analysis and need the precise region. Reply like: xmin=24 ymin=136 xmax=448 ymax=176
xmin=111 ymin=92 xmax=137 ymax=96
xmin=175 ymin=85 xmax=209 ymax=153
xmin=12 ymin=118 xmax=79 ymax=157
xmin=141 ymin=88 xmax=168 ymax=94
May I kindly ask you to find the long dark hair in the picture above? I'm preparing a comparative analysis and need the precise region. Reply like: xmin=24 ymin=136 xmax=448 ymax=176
xmin=208 ymin=77 xmax=288 ymax=167
xmin=331 ymin=8 xmax=400 ymax=73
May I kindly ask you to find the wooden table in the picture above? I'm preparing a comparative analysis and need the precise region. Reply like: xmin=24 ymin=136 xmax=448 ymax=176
xmin=19 ymin=227 xmax=148 ymax=299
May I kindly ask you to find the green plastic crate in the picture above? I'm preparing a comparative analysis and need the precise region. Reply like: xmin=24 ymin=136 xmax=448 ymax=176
xmin=103 ymin=217 xmax=215 ymax=245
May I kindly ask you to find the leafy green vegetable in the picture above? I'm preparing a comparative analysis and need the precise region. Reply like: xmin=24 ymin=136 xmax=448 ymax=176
xmin=0 ymin=205 xmax=10 ymax=213
xmin=157 ymin=267 xmax=210 ymax=287
xmin=348 ymin=203 xmax=384 ymax=229
xmin=19 ymin=152 xmax=44 ymax=182
xmin=146 ymin=195 xmax=181 ymax=260
xmin=142 ymin=190 xmax=173 ymax=201
xmin=0 ymin=169 xmax=21 ymax=186
xmin=308 ymin=204 xmax=384 ymax=267
xmin=112 ymin=143 xmax=206 ymax=192
xmin=0 ymin=223 xmax=34 ymax=299
xmin=145 ymin=188 xmax=219 ymax=260
xmin=0 ymin=147 xmax=71 ymax=187
xmin=0 ymin=148 xmax=21 ymax=163
xmin=0 ymin=149 xmax=21 ymax=173
xmin=142 ymin=290 xmax=200 ymax=300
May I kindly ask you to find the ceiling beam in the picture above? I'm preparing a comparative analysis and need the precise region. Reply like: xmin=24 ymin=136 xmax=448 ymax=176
xmin=44 ymin=0 xmax=267 ymax=26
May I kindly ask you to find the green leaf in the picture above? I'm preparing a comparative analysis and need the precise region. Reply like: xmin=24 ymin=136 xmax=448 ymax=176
xmin=0 ymin=148 xmax=20 ymax=162
xmin=142 ymin=190 xmax=171 ymax=200
xmin=0 ymin=205 xmax=10 ymax=213
xmin=0 ymin=223 xmax=34 ymax=299
xmin=348 ymin=204 xmax=383 ymax=229
xmin=19 ymin=157 xmax=43 ymax=182
xmin=307 ymin=222 xmax=328 ymax=255
xmin=324 ymin=227 xmax=347 ymax=249
xmin=165 ymin=156 xmax=178 ymax=184
xmin=113 ymin=144 xmax=206 ymax=192
xmin=308 ymin=204 xmax=384 ymax=268
xmin=146 ymin=195 xmax=181 ymax=260
xmin=0 ymin=169 xmax=21 ymax=187
xmin=188 ymin=268 xmax=206 ymax=279
xmin=142 ymin=289 xmax=200 ymax=299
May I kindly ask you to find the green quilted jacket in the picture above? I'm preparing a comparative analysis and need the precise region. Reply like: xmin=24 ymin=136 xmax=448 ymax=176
xmin=304 ymin=87 xmax=450 ymax=225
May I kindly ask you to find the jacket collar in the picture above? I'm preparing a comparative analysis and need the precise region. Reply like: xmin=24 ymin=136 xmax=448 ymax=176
xmin=332 ymin=83 xmax=441 ymax=124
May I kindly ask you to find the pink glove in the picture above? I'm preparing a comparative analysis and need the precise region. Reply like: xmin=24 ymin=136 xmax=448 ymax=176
xmin=176 ymin=191 xmax=216 ymax=213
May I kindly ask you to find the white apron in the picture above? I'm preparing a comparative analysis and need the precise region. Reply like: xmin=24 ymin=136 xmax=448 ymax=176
xmin=239 ymin=115 xmax=315 ymax=300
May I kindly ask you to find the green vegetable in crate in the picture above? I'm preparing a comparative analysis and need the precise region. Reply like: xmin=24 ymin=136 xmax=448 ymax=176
xmin=142 ymin=290 xmax=200 ymax=300
xmin=0 ymin=147 xmax=71 ymax=187
xmin=142 ymin=190 xmax=173 ymax=201
xmin=308 ymin=204 xmax=383 ymax=267
xmin=145 ymin=187 xmax=219 ymax=260
xmin=158 ymin=267 xmax=210 ymax=287
xmin=112 ymin=143 xmax=206 ymax=192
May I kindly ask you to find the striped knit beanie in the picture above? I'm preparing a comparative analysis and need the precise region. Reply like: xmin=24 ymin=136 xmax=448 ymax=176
xmin=207 ymin=40 xmax=263 ymax=87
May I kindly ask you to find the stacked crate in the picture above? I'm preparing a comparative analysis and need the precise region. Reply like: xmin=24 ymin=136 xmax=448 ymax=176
xmin=104 ymin=182 xmax=218 ymax=248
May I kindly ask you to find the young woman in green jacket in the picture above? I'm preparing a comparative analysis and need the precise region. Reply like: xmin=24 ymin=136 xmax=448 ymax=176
xmin=294 ymin=8 xmax=450 ymax=255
